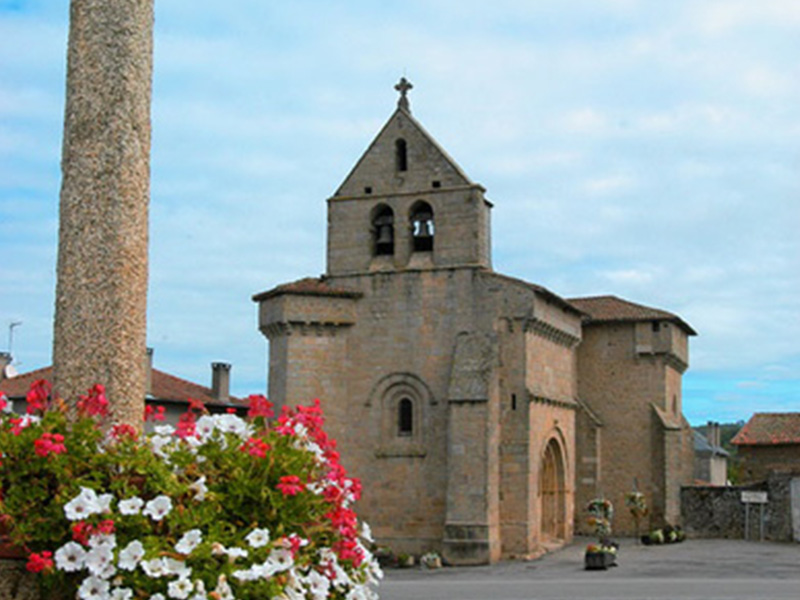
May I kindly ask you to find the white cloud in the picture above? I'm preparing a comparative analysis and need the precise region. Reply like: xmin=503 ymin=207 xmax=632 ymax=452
xmin=1 ymin=0 xmax=797 ymax=420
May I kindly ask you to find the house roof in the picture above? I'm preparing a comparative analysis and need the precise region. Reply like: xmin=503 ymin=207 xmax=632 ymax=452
xmin=0 ymin=366 xmax=243 ymax=407
xmin=484 ymin=272 xmax=584 ymax=316
xmin=568 ymin=295 xmax=696 ymax=335
xmin=693 ymin=429 xmax=730 ymax=457
xmin=252 ymin=277 xmax=363 ymax=303
xmin=731 ymin=413 xmax=800 ymax=446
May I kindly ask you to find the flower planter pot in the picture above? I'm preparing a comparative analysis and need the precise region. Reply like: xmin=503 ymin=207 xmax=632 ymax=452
xmin=584 ymin=551 xmax=613 ymax=570
xmin=0 ymin=521 xmax=25 ymax=560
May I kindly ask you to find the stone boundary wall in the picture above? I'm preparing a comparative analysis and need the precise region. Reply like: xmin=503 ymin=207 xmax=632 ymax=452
xmin=0 ymin=559 xmax=38 ymax=600
xmin=681 ymin=472 xmax=799 ymax=542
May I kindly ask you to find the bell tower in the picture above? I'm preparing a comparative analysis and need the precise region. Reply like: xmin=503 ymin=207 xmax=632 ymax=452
xmin=326 ymin=79 xmax=493 ymax=277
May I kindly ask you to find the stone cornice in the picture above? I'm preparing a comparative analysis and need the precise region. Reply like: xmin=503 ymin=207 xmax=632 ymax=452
xmin=664 ymin=352 xmax=689 ymax=374
xmin=524 ymin=318 xmax=580 ymax=348
xmin=329 ymin=183 xmax=487 ymax=203
xmin=260 ymin=321 xmax=353 ymax=339
xmin=528 ymin=393 xmax=578 ymax=410
xmin=636 ymin=349 xmax=689 ymax=374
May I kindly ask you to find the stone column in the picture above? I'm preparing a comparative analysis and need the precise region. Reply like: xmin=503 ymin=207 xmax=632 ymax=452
xmin=443 ymin=332 xmax=502 ymax=565
xmin=53 ymin=0 xmax=154 ymax=426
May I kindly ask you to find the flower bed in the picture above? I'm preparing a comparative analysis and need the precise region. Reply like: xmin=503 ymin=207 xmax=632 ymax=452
xmin=0 ymin=381 xmax=381 ymax=599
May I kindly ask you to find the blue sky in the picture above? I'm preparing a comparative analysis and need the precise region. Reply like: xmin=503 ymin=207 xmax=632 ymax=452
xmin=1 ymin=1 xmax=797 ymax=425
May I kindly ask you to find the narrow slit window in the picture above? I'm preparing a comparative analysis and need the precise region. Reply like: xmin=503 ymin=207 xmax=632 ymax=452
xmin=398 ymin=398 xmax=413 ymax=436
xmin=395 ymin=139 xmax=408 ymax=172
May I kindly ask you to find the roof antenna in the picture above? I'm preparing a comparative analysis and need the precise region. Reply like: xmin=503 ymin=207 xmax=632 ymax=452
xmin=8 ymin=321 xmax=22 ymax=356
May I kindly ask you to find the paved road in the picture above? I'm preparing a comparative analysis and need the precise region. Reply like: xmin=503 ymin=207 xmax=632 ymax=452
xmin=377 ymin=537 xmax=800 ymax=599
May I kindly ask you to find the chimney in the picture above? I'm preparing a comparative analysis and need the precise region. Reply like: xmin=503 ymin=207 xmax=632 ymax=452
xmin=145 ymin=348 xmax=154 ymax=396
xmin=211 ymin=362 xmax=231 ymax=403
xmin=707 ymin=421 xmax=721 ymax=448
xmin=0 ymin=352 xmax=11 ymax=380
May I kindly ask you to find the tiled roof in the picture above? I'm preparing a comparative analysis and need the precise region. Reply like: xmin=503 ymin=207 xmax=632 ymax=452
xmin=0 ymin=366 xmax=242 ymax=407
xmin=252 ymin=277 xmax=363 ymax=302
xmin=568 ymin=295 xmax=696 ymax=335
xmin=483 ymin=272 xmax=583 ymax=315
xmin=731 ymin=413 xmax=800 ymax=446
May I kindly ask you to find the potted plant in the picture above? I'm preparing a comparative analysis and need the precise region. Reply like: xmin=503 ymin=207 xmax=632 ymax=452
xmin=420 ymin=551 xmax=442 ymax=569
xmin=584 ymin=497 xmax=617 ymax=570
xmin=624 ymin=490 xmax=648 ymax=543
xmin=0 ymin=382 xmax=383 ymax=599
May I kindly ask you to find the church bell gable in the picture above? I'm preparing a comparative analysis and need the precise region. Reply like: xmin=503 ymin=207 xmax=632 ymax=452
xmin=327 ymin=79 xmax=492 ymax=276
xmin=334 ymin=106 xmax=473 ymax=198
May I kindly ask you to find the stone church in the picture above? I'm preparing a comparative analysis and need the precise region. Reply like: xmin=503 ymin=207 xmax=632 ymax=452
xmin=253 ymin=80 xmax=696 ymax=564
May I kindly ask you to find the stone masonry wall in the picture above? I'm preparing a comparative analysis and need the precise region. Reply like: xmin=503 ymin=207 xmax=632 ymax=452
xmin=682 ymin=472 xmax=799 ymax=541
xmin=576 ymin=323 xmax=693 ymax=535
xmin=737 ymin=445 xmax=800 ymax=484
xmin=0 ymin=561 xmax=38 ymax=600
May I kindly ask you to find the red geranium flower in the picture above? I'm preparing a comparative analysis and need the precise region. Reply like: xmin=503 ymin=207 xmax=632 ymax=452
xmin=276 ymin=475 xmax=304 ymax=497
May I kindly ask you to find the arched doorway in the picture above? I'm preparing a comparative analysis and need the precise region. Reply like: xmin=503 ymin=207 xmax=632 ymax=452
xmin=540 ymin=437 xmax=567 ymax=542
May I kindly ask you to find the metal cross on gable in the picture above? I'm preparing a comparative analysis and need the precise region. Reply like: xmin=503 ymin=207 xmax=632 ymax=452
xmin=395 ymin=77 xmax=413 ymax=111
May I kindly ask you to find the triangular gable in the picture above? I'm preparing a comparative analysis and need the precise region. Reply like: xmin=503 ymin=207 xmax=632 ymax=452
xmin=334 ymin=107 xmax=474 ymax=198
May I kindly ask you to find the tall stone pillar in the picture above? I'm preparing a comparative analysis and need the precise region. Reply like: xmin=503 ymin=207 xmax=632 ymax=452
xmin=443 ymin=332 xmax=502 ymax=565
xmin=53 ymin=0 xmax=154 ymax=426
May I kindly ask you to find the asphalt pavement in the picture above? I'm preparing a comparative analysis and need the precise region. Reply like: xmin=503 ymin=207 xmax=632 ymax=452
xmin=377 ymin=537 xmax=800 ymax=600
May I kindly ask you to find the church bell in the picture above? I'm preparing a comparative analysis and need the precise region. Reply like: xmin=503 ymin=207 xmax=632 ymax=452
xmin=376 ymin=223 xmax=394 ymax=245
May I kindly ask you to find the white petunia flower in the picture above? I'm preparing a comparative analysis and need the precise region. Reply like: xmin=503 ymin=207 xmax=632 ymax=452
xmin=345 ymin=585 xmax=375 ymax=600
xmin=97 ymin=493 xmax=114 ymax=513
xmin=360 ymin=522 xmax=374 ymax=543
xmin=245 ymin=527 xmax=270 ymax=548
xmin=319 ymin=548 xmax=350 ymax=589
xmin=167 ymin=578 xmax=194 ymax=599
xmin=270 ymin=547 xmax=294 ymax=570
xmin=149 ymin=434 xmax=172 ymax=458
xmin=194 ymin=416 xmax=216 ymax=441
xmin=88 ymin=533 xmax=116 ymax=549
xmin=303 ymin=570 xmax=331 ymax=600
xmin=224 ymin=546 xmax=248 ymax=561
xmin=117 ymin=540 xmax=144 ymax=571
xmin=163 ymin=557 xmax=191 ymax=579
xmin=188 ymin=476 xmax=208 ymax=502
xmin=175 ymin=529 xmax=203 ymax=555
xmin=78 ymin=575 xmax=110 ymax=600
xmin=143 ymin=495 xmax=173 ymax=521
xmin=189 ymin=579 xmax=207 ymax=600
xmin=213 ymin=575 xmax=234 ymax=600
xmin=54 ymin=541 xmax=87 ymax=572
xmin=154 ymin=424 xmax=176 ymax=436
xmin=150 ymin=595 xmax=166 ymax=600
xmin=232 ymin=564 xmax=263 ymax=582
xmin=141 ymin=557 xmax=167 ymax=578
xmin=282 ymin=570 xmax=307 ymax=600
xmin=64 ymin=487 xmax=102 ymax=521
xmin=85 ymin=544 xmax=115 ymax=577
xmin=214 ymin=413 xmax=250 ymax=437
xmin=118 ymin=497 xmax=144 ymax=515
xmin=262 ymin=547 xmax=293 ymax=577
xmin=110 ymin=588 xmax=133 ymax=600
xmin=306 ymin=482 xmax=324 ymax=496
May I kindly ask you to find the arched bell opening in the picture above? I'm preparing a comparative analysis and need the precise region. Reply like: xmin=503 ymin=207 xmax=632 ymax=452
xmin=371 ymin=204 xmax=395 ymax=256
xmin=409 ymin=200 xmax=434 ymax=253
